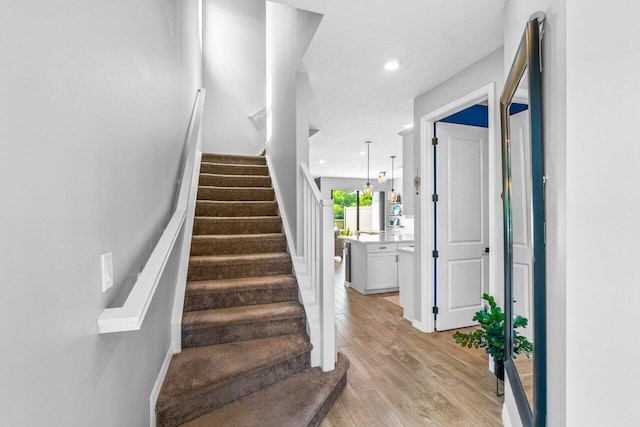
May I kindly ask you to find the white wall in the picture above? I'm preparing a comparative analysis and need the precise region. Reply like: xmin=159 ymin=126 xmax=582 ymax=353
xmin=503 ymin=2 xmax=566 ymax=425
xmin=564 ymin=1 xmax=640 ymax=425
xmin=201 ymin=0 xmax=266 ymax=155
xmin=0 ymin=1 xmax=201 ymax=425
xmin=412 ymin=48 xmax=503 ymax=325
xmin=266 ymin=2 xmax=322 ymax=252
xmin=401 ymin=130 xmax=415 ymax=216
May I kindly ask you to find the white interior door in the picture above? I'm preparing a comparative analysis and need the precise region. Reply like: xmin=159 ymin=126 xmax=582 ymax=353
xmin=435 ymin=122 xmax=489 ymax=331
xmin=510 ymin=110 xmax=534 ymax=341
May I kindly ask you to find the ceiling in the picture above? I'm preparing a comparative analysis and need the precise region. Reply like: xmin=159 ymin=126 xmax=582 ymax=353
xmin=272 ymin=0 xmax=505 ymax=180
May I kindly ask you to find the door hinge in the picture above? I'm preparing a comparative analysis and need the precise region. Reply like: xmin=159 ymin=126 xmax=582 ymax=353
xmin=432 ymin=306 xmax=439 ymax=314
xmin=432 ymin=250 xmax=439 ymax=258
xmin=395 ymin=254 xmax=398 ymax=262
xmin=432 ymin=137 xmax=438 ymax=146
xmin=432 ymin=194 xmax=439 ymax=202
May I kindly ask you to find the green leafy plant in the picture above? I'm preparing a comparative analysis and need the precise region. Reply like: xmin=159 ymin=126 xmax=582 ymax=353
xmin=453 ymin=293 xmax=533 ymax=362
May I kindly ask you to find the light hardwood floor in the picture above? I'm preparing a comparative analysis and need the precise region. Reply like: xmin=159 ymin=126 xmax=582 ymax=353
xmin=321 ymin=260 xmax=503 ymax=427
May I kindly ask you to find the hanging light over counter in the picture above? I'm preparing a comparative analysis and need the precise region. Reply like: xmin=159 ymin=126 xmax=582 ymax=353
xmin=364 ymin=141 xmax=373 ymax=197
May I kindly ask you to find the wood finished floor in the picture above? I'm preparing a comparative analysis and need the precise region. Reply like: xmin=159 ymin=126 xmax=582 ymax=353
xmin=321 ymin=260 xmax=503 ymax=427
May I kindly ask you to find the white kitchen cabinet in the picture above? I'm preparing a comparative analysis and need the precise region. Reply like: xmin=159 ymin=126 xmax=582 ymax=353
xmin=366 ymin=250 xmax=398 ymax=290
xmin=344 ymin=232 xmax=414 ymax=295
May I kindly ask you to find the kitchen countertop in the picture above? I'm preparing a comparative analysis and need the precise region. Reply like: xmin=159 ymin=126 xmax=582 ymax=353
xmin=341 ymin=232 xmax=414 ymax=244
xmin=397 ymin=247 xmax=415 ymax=254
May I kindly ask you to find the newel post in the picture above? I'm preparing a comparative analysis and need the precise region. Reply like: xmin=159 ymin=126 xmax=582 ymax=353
xmin=320 ymin=199 xmax=336 ymax=371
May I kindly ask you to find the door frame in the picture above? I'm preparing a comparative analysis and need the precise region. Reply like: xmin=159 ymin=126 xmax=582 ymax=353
xmin=413 ymin=82 xmax=501 ymax=333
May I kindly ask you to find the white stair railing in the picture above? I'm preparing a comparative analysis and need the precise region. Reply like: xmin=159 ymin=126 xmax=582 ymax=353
xmin=298 ymin=164 xmax=336 ymax=371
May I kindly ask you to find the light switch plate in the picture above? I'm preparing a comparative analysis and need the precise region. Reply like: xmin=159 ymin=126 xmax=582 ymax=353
xmin=101 ymin=252 xmax=113 ymax=292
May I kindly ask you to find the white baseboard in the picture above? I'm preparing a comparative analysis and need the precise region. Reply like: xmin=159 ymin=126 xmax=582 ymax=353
xmin=502 ymin=403 xmax=513 ymax=427
xmin=150 ymin=345 xmax=174 ymax=427
xmin=411 ymin=319 xmax=430 ymax=333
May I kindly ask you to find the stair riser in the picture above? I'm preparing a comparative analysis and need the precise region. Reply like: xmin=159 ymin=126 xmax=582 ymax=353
xmin=187 ymin=258 xmax=292 ymax=281
xmin=200 ymin=163 xmax=269 ymax=176
xmin=193 ymin=219 xmax=282 ymax=235
xmin=309 ymin=371 xmax=348 ymax=427
xmin=195 ymin=201 xmax=279 ymax=217
xmin=182 ymin=318 xmax=306 ymax=348
xmin=190 ymin=237 xmax=287 ymax=256
xmin=201 ymin=154 xmax=266 ymax=165
xmin=156 ymin=352 xmax=311 ymax=427
xmin=183 ymin=286 xmax=298 ymax=311
xmin=198 ymin=187 xmax=274 ymax=201
xmin=199 ymin=174 xmax=272 ymax=188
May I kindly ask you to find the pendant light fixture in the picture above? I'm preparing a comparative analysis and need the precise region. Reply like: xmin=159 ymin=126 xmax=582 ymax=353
xmin=378 ymin=171 xmax=387 ymax=183
xmin=390 ymin=155 xmax=397 ymax=202
xmin=364 ymin=141 xmax=373 ymax=197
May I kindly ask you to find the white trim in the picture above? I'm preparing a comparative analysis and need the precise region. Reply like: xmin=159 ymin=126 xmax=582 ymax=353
xmin=150 ymin=345 xmax=173 ymax=427
xmin=170 ymin=151 xmax=203 ymax=353
xmin=411 ymin=319 xmax=430 ymax=333
xmin=417 ymin=82 xmax=498 ymax=333
xmin=97 ymin=89 xmax=206 ymax=334
xmin=502 ymin=403 xmax=513 ymax=427
xmin=265 ymin=156 xmax=297 ymax=262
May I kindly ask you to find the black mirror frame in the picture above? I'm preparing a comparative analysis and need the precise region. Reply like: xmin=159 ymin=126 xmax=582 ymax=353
xmin=500 ymin=12 xmax=547 ymax=427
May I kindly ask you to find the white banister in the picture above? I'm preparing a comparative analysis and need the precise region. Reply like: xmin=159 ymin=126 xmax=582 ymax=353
xmin=299 ymin=164 xmax=336 ymax=371
xmin=97 ymin=89 xmax=206 ymax=334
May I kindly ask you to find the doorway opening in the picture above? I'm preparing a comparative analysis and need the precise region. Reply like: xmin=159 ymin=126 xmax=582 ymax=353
xmin=415 ymin=83 xmax=501 ymax=334
xmin=433 ymin=106 xmax=490 ymax=331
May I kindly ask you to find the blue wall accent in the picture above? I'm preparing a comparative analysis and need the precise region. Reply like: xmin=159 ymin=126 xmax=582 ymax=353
xmin=439 ymin=103 xmax=528 ymax=128
xmin=509 ymin=103 xmax=528 ymax=115
xmin=440 ymin=105 xmax=488 ymax=127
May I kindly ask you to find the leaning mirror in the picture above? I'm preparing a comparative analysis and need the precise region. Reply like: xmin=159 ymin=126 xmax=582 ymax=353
xmin=500 ymin=12 xmax=546 ymax=427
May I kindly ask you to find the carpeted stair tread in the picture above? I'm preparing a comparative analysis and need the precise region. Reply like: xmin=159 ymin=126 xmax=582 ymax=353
xmin=184 ymin=275 xmax=298 ymax=311
xmin=181 ymin=302 xmax=306 ymax=347
xmin=186 ymin=274 xmax=297 ymax=293
xmin=187 ymin=252 xmax=292 ymax=281
xmin=195 ymin=200 xmax=279 ymax=217
xmin=182 ymin=352 xmax=350 ymax=427
xmin=201 ymin=153 xmax=266 ymax=165
xmin=200 ymin=162 xmax=269 ymax=176
xmin=190 ymin=233 xmax=286 ymax=256
xmin=183 ymin=301 xmax=305 ymax=330
xmin=156 ymin=334 xmax=312 ymax=422
xmin=198 ymin=186 xmax=274 ymax=201
xmin=193 ymin=216 xmax=282 ymax=235
xmin=198 ymin=173 xmax=272 ymax=188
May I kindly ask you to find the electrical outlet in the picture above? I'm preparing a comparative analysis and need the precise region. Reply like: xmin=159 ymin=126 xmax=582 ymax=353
xmin=101 ymin=252 xmax=113 ymax=292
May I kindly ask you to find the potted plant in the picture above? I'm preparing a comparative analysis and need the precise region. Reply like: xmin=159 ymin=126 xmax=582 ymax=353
xmin=453 ymin=293 xmax=533 ymax=381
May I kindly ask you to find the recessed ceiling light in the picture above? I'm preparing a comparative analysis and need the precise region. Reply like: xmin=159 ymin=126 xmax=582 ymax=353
xmin=402 ymin=123 xmax=414 ymax=129
xmin=359 ymin=150 xmax=367 ymax=155
xmin=384 ymin=59 xmax=400 ymax=71
xmin=318 ymin=159 xmax=326 ymax=164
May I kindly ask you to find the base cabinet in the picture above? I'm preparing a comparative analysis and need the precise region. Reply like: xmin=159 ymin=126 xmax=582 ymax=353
xmin=347 ymin=241 xmax=413 ymax=295
xmin=366 ymin=251 xmax=398 ymax=290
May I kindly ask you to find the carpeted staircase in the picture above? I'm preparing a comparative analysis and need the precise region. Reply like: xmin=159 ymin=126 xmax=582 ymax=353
xmin=156 ymin=153 xmax=349 ymax=426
